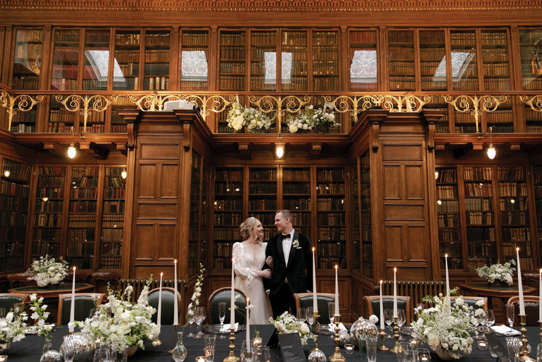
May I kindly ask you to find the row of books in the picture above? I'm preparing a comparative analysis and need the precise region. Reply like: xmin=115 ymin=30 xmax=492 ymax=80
xmin=145 ymin=50 xmax=170 ymax=63
xmin=465 ymin=197 xmax=492 ymax=211
xmin=501 ymin=227 xmax=530 ymax=242
xmin=437 ymin=200 xmax=459 ymax=213
xmin=466 ymin=211 xmax=493 ymax=225
xmin=483 ymin=63 xmax=510 ymax=76
xmin=219 ymin=76 xmax=245 ymax=90
xmin=437 ymin=185 xmax=457 ymax=199
xmin=249 ymin=77 xmax=276 ymax=91
xmin=17 ymin=29 xmax=42 ymax=42
xmin=467 ymin=226 xmax=496 ymax=241
xmin=2 ymin=160 xmax=31 ymax=181
xmin=284 ymin=198 xmax=311 ymax=210
xmin=214 ymin=228 xmax=241 ymax=240
xmin=526 ymin=125 xmax=542 ymax=133
xmin=317 ymin=226 xmax=346 ymax=240
xmin=33 ymin=228 xmax=61 ymax=240
xmin=35 ymin=200 xmax=62 ymax=212
xmin=497 ymin=167 xmax=525 ymax=180
xmin=484 ymin=78 xmax=511 ymax=91
xmin=118 ymin=62 xmax=139 ymax=76
xmin=67 ymin=228 xmax=96 ymax=242
xmin=0 ymin=181 xmax=30 ymax=198
xmin=437 ymin=213 xmax=459 ymax=227
xmin=249 ymin=184 xmax=277 ymax=194
xmin=389 ymin=62 xmax=415 ymax=75
xmin=464 ymin=167 xmax=492 ymax=181
xmin=101 ymin=228 xmax=123 ymax=242
xmin=389 ymin=79 xmax=415 ymax=90
xmin=82 ymin=79 xmax=108 ymax=91
xmin=450 ymin=32 xmax=476 ymax=45
xmin=35 ymin=213 xmax=62 ymax=227
xmin=12 ymin=76 xmax=39 ymax=90
xmin=389 ymin=47 xmax=414 ymax=60
xmin=69 ymin=200 xmax=97 ymax=213
xmin=249 ymin=213 xmax=275 ymax=224
xmin=282 ymin=32 xmax=307 ymax=46
xmin=36 ymin=188 xmax=63 ymax=200
xmin=31 ymin=241 xmax=61 ymax=257
xmin=216 ymin=170 xmax=243 ymax=181
xmin=115 ymin=50 xmax=140 ymax=63
xmin=0 ymin=210 xmax=27 ymax=227
xmin=102 ymin=214 xmax=124 ymax=228
xmin=250 ymin=169 xmax=277 ymax=180
xmin=314 ymin=77 xmax=339 ymax=91
xmin=220 ymin=46 xmax=246 ymax=60
xmin=54 ymin=30 xmax=80 ymax=43
xmin=181 ymin=80 xmax=208 ymax=90
xmin=220 ymin=33 xmax=246 ymax=46
xmin=214 ymin=213 xmax=243 ymax=226
xmin=65 ymin=256 xmax=95 ymax=270
xmin=313 ymin=32 xmax=339 ymax=46
xmin=453 ymin=79 xmax=480 ymax=91
xmin=500 ymin=212 xmax=528 ymax=225
xmin=144 ymin=77 xmax=169 ymax=91
xmin=438 ymin=227 xmax=461 ymax=242
xmin=100 ymin=256 xmax=122 ymax=269
xmin=498 ymin=183 xmax=528 ymax=197
xmin=104 ymin=200 xmax=125 ymax=213
xmin=70 ymin=189 xmax=97 ymax=202
xmin=116 ymin=33 xmax=140 ymax=45
xmin=480 ymin=32 xmax=507 ymax=45
xmin=214 ymin=199 xmax=243 ymax=210
xmin=317 ymin=169 xmax=344 ymax=182
xmin=388 ymin=31 xmax=414 ymax=43
xmin=313 ymin=48 xmax=339 ymax=61
xmin=464 ymin=183 xmax=493 ymax=197
xmin=183 ymin=32 xmax=209 ymax=46
xmin=68 ymin=214 xmax=96 ymax=227
xmin=248 ymin=199 xmax=276 ymax=210
xmin=500 ymin=198 xmax=528 ymax=212
xmin=436 ymin=169 xmax=457 ymax=183
xmin=317 ymin=212 xmax=345 ymax=225
xmin=283 ymin=184 xmax=310 ymax=194
xmin=47 ymin=123 xmax=73 ymax=133
xmin=486 ymin=109 xmax=513 ymax=123
xmin=316 ymin=183 xmax=345 ymax=195
xmin=215 ymin=183 xmax=243 ymax=194
xmin=317 ymin=198 xmax=345 ymax=211
xmin=51 ymin=78 xmax=77 ymax=91
xmin=482 ymin=49 xmax=509 ymax=62
xmin=106 ymin=177 xmax=126 ymax=188
xmin=145 ymin=33 xmax=171 ymax=45
xmin=420 ymin=48 xmax=446 ymax=60
xmin=220 ymin=62 xmax=245 ymax=75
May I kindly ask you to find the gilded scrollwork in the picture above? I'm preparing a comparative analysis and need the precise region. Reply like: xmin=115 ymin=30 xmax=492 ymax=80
xmin=56 ymin=95 xmax=113 ymax=132
xmin=381 ymin=95 xmax=432 ymax=113
xmin=519 ymin=95 xmax=542 ymax=112
xmin=444 ymin=95 xmax=508 ymax=133
xmin=248 ymin=95 xmax=311 ymax=127
xmin=323 ymin=95 xmax=383 ymax=120
xmin=1 ymin=90 xmax=44 ymax=131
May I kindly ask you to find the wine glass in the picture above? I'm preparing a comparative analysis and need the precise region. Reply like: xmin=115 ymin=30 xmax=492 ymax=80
xmin=486 ymin=309 xmax=496 ymax=331
xmin=195 ymin=306 xmax=207 ymax=339
xmin=297 ymin=307 xmax=306 ymax=324
xmin=397 ymin=309 xmax=406 ymax=340
xmin=384 ymin=309 xmax=393 ymax=337
xmin=186 ymin=312 xmax=196 ymax=338
xmin=327 ymin=302 xmax=335 ymax=332
xmin=506 ymin=304 xmax=515 ymax=328
xmin=306 ymin=307 xmax=314 ymax=326
xmin=218 ymin=302 xmax=227 ymax=339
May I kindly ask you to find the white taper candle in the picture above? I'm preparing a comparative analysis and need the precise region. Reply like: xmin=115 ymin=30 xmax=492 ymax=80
xmin=516 ymin=248 xmax=525 ymax=315
xmin=379 ymin=280 xmax=384 ymax=330
xmin=157 ymin=272 xmax=163 ymax=328
xmin=246 ymin=298 xmax=250 ymax=354
xmin=334 ymin=265 xmax=339 ymax=315
xmin=69 ymin=266 xmax=76 ymax=333
xmin=445 ymin=254 xmax=450 ymax=296
xmin=231 ymin=258 xmax=235 ymax=326
xmin=393 ymin=267 xmax=398 ymax=318
xmin=173 ymin=260 xmax=178 ymax=326
xmin=312 ymin=247 xmax=318 ymax=313
xmin=539 ymin=269 xmax=542 ymax=321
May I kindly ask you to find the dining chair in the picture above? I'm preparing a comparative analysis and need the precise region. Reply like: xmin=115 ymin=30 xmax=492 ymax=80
xmin=506 ymin=295 xmax=539 ymax=326
xmin=148 ymin=287 xmax=182 ymax=325
xmin=207 ymin=287 xmax=248 ymax=325
xmin=7 ymin=273 xmax=36 ymax=289
xmin=88 ymin=271 xmax=121 ymax=294
xmin=63 ymin=270 xmax=89 ymax=283
xmin=293 ymin=292 xmax=335 ymax=324
xmin=364 ymin=295 xmax=411 ymax=325
xmin=0 ymin=293 xmax=29 ymax=312
xmin=57 ymin=293 xmax=105 ymax=325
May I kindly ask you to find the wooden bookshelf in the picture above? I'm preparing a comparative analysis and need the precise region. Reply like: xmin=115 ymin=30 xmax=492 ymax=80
xmin=282 ymin=167 xmax=311 ymax=239
xmin=360 ymin=151 xmax=372 ymax=278
xmin=51 ymin=29 xmax=80 ymax=91
xmin=312 ymin=31 xmax=339 ymax=92
xmin=436 ymin=167 xmax=462 ymax=270
xmin=219 ymin=30 xmax=246 ymax=91
xmin=248 ymin=167 xmax=277 ymax=241
xmin=316 ymin=167 xmax=346 ymax=269
xmin=143 ymin=29 xmax=170 ymax=91
xmin=181 ymin=30 xmax=209 ymax=91
xmin=213 ymin=167 xmax=243 ymax=269
xmin=281 ymin=30 xmax=308 ymax=92
xmin=82 ymin=29 xmax=110 ymax=91
xmin=349 ymin=29 xmax=378 ymax=92
xmin=100 ymin=166 xmax=125 ymax=270
xmin=67 ymin=166 xmax=99 ymax=270
xmin=388 ymin=29 xmax=415 ymax=91
xmin=250 ymin=30 xmax=277 ymax=92
xmin=419 ymin=30 xmax=446 ymax=91
xmin=113 ymin=30 xmax=141 ymax=91
xmin=189 ymin=152 xmax=202 ymax=277
xmin=351 ymin=163 xmax=360 ymax=272
xmin=519 ymin=28 xmax=542 ymax=133
xmin=11 ymin=28 xmax=42 ymax=94
xmin=450 ymin=29 xmax=479 ymax=93
xmin=0 ymin=158 xmax=31 ymax=272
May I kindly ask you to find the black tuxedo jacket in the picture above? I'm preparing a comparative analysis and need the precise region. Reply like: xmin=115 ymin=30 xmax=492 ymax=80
xmin=264 ymin=231 xmax=313 ymax=295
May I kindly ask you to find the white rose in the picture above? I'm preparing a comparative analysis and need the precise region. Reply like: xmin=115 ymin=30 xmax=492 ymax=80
xmin=455 ymin=297 xmax=464 ymax=306
xmin=369 ymin=315 xmax=379 ymax=324
xmin=300 ymin=323 xmax=310 ymax=335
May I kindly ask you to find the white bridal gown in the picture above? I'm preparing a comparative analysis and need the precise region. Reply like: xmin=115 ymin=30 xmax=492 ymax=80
xmin=233 ymin=241 xmax=273 ymax=324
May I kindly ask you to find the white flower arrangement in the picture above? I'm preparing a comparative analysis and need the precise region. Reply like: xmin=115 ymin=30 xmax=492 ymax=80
xmin=269 ymin=311 xmax=311 ymax=345
xmin=27 ymin=293 xmax=55 ymax=341
xmin=76 ymin=281 xmax=159 ymax=352
xmin=27 ymin=255 xmax=69 ymax=287
xmin=187 ymin=263 xmax=206 ymax=322
xmin=0 ymin=307 xmax=27 ymax=349
xmin=475 ymin=259 xmax=516 ymax=285
xmin=226 ymin=102 xmax=273 ymax=132
xmin=285 ymin=104 xmax=339 ymax=134
xmin=411 ymin=291 xmax=484 ymax=359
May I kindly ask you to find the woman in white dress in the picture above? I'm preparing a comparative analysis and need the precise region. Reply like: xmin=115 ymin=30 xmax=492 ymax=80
xmin=233 ymin=217 xmax=273 ymax=324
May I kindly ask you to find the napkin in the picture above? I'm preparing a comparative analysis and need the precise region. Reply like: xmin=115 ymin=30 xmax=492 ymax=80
xmin=491 ymin=325 xmax=521 ymax=336
xmin=221 ymin=323 xmax=239 ymax=332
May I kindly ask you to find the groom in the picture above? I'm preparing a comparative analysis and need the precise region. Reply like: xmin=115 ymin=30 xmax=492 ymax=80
xmin=264 ymin=210 xmax=313 ymax=318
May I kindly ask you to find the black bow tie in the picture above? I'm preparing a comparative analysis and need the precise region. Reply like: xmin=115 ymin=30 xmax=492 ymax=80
xmin=282 ymin=234 xmax=291 ymax=239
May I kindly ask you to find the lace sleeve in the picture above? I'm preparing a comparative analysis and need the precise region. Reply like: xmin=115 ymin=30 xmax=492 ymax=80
xmin=232 ymin=242 xmax=257 ymax=281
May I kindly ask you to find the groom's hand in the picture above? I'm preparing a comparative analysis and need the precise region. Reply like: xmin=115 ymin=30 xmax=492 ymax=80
xmin=266 ymin=256 xmax=273 ymax=268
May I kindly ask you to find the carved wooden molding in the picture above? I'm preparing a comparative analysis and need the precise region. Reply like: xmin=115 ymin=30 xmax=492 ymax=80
xmin=309 ymin=143 xmax=322 ymax=160
xmin=238 ymin=143 xmax=252 ymax=160
xmin=1 ymin=0 xmax=540 ymax=12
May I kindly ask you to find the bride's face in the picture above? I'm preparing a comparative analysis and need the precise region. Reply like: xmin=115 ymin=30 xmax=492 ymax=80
xmin=253 ymin=220 xmax=264 ymax=240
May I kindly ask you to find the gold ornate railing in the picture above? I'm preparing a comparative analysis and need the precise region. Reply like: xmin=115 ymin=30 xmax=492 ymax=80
xmin=1 ymin=90 xmax=542 ymax=134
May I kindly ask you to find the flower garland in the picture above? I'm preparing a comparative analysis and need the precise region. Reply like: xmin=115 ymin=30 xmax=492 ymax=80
xmin=187 ymin=263 xmax=205 ymax=322
xmin=28 ymin=293 xmax=55 ymax=341
xmin=285 ymin=104 xmax=339 ymax=134
xmin=76 ymin=280 xmax=159 ymax=352
xmin=0 ymin=307 xmax=27 ymax=349
xmin=411 ymin=291 xmax=484 ymax=359
xmin=27 ymin=255 xmax=69 ymax=287
xmin=226 ymin=102 xmax=273 ymax=132
xmin=475 ymin=259 xmax=516 ymax=285
xmin=269 ymin=311 xmax=311 ymax=345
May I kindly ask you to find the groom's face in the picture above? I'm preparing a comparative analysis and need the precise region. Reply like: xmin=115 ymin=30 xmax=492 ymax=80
xmin=274 ymin=212 xmax=289 ymax=233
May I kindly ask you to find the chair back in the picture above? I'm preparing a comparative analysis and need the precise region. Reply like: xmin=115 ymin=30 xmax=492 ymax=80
xmin=89 ymin=271 xmax=121 ymax=294
xmin=148 ymin=287 xmax=182 ymax=325
xmin=450 ymin=296 xmax=487 ymax=311
xmin=364 ymin=295 xmax=411 ymax=325
xmin=64 ymin=271 xmax=89 ymax=283
xmin=507 ymin=295 xmax=539 ymax=326
xmin=7 ymin=273 xmax=36 ymax=289
xmin=0 ymin=293 xmax=29 ymax=312
xmin=57 ymin=293 xmax=105 ymax=325
xmin=293 ymin=293 xmax=335 ymax=324
xmin=207 ymin=288 xmax=248 ymax=325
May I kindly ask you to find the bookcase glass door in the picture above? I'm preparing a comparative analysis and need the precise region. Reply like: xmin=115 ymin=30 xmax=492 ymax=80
xmin=100 ymin=166 xmax=125 ymax=270
xmin=360 ymin=151 xmax=373 ymax=278
xmin=497 ymin=167 xmax=532 ymax=270
xmin=113 ymin=30 xmax=141 ymax=91
xmin=32 ymin=166 xmax=66 ymax=260
xmin=388 ymin=30 xmax=415 ymax=91
xmin=351 ymin=164 xmax=360 ymax=272
xmin=281 ymin=30 xmax=308 ymax=92
xmin=67 ymin=166 xmax=98 ymax=269
xmin=51 ymin=29 xmax=80 ymax=91
xmin=312 ymin=31 xmax=339 ymax=92
xmin=0 ymin=158 xmax=31 ymax=272
xmin=282 ymin=168 xmax=311 ymax=240
xmin=436 ymin=167 xmax=462 ymax=270
xmin=250 ymin=30 xmax=277 ymax=92
xmin=419 ymin=30 xmax=446 ymax=91
xmin=12 ymin=29 xmax=42 ymax=91
xmin=349 ymin=30 xmax=378 ymax=92
xmin=82 ymin=30 xmax=110 ymax=91
xmin=249 ymin=167 xmax=277 ymax=242
xmin=189 ymin=152 xmax=202 ymax=277
xmin=316 ymin=167 xmax=346 ymax=269
xmin=219 ymin=30 xmax=246 ymax=91
xmin=143 ymin=30 xmax=170 ymax=91
xmin=213 ymin=168 xmax=243 ymax=270
xmin=181 ymin=30 xmax=209 ymax=91
xmin=463 ymin=166 xmax=496 ymax=269
xmin=450 ymin=29 xmax=479 ymax=92
xmin=519 ymin=29 xmax=542 ymax=133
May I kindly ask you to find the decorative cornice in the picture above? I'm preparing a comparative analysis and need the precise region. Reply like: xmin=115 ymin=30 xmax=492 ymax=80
xmin=1 ymin=0 xmax=541 ymax=12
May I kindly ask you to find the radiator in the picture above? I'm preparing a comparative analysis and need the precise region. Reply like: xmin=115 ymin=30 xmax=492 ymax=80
xmin=381 ymin=280 xmax=446 ymax=312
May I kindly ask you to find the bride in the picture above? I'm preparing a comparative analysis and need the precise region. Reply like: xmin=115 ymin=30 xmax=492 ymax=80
xmin=233 ymin=217 xmax=273 ymax=324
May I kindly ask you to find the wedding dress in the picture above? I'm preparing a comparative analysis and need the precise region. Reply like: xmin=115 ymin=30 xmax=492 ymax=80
xmin=233 ymin=241 xmax=273 ymax=324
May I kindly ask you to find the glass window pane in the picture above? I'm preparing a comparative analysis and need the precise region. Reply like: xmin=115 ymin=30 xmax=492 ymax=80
xmin=281 ymin=31 xmax=307 ymax=91
xmin=250 ymin=31 xmax=277 ymax=91
xmin=451 ymin=30 xmax=478 ymax=91
xmin=83 ymin=30 xmax=110 ymax=91
xmin=420 ymin=30 xmax=447 ymax=91
xmin=388 ymin=30 xmax=415 ymax=91
xmin=349 ymin=30 xmax=377 ymax=91
xmin=181 ymin=30 xmax=209 ymax=91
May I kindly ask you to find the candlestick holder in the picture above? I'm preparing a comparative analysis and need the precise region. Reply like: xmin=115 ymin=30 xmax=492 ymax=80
xmin=518 ymin=315 xmax=534 ymax=362
xmin=329 ymin=314 xmax=345 ymax=362
xmin=389 ymin=316 xmax=400 ymax=353
xmin=168 ymin=325 xmax=178 ymax=353
xmin=152 ymin=329 xmax=162 ymax=347
xmin=379 ymin=328 xmax=389 ymax=351
xmin=311 ymin=311 xmax=321 ymax=338
xmin=223 ymin=327 xmax=239 ymax=362
xmin=539 ymin=320 xmax=542 ymax=344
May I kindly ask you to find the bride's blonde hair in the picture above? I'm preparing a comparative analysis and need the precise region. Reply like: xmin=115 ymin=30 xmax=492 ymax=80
xmin=239 ymin=217 xmax=262 ymax=241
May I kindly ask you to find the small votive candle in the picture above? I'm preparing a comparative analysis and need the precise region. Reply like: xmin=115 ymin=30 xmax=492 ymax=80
xmin=0 ymin=355 xmax=7 ymax=362
xmin=344 ymin=344 xmax=355 ymax=354
xmin=477 ymin=339 xmax=488 ymax=350
xmin=196 ymin=356 xmax=206 ymax=362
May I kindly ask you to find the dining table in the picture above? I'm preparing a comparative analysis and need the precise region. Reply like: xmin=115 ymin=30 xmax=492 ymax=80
xmin=460 ymin=283 xmax=537 ymax=309
xmin=2 ymin=324 xmax=540 ymax=362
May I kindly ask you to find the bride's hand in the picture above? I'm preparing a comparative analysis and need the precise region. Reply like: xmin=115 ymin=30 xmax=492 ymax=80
xmin=261 ymin=269 xmax=272 ymax=279
xmin=266 ymin=256 xmax=273 ymax=268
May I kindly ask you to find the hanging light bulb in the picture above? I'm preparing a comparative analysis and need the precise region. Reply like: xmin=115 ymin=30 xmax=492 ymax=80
xmin=3 ymin=170 xmax=10 ymax=178
xmin=434 ymin=170 xmax=439 ymax=180
xmin=487 ymin=127 xmax=496 ymax=160
xmin=275 ymin=133 xmax=285 ymax=159
xmin=67 ymin=143 xmax=77 ymax=158
xmin=121 ymin=170 xmax=127 ymax=179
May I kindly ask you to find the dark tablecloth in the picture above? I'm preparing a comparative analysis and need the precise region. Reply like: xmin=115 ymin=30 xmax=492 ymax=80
xmin=4 ymin=324 xmax=540 ymax=361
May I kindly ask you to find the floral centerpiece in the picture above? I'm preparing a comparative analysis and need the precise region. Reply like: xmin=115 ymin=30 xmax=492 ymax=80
xmin=186 ymin=263 xmax=205 ymax=322
xmin=411 ymin=292 xmax=484 ymax=360
xmin=76 ymin=280 xmax=159 ymax=353
xmin=285 ymin=104 xmax=339 ymax=134
xmin=226 ymin=102 xmax=273 ymax=132
xmin=0 ymin=307 xmax=27 ymax=353
xmin=475 ymin=259 xmax=515 ymax=286
xmin=269 ymin=311 xmax=311 ymax=345
xmin=27 ymin=255 xmax=69 ymax=287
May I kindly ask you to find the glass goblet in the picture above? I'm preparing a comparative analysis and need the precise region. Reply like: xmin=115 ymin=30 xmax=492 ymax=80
xmin=194 ymin=306 xmax=207 ymax=339
xmin=384 ymin=308 xmax=393 ymax=337
xmin=327 ymin=302 xmax=335 ymax=332
xmin=218 ymin=302 xmax=227 ymax=339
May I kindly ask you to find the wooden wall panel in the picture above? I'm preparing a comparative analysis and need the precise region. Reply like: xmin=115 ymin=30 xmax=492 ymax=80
xmin=405 ymin=165 xmax=423 ymax=200
xmin=384 ymin=225 xmax=403 ymax=261
xmin=134 ymin=223 xmax=154 ymax=260
xmin=407 ymin=225 xmax=427 ymax=262
xmin=161 ymin=164 xmax=179 ymax=198
xmin=383 ymin=165 xmax=401 ymax=199
xmin=157 ymin=223 xmax=176 ymax=259
xmin=138 ymin=164 xmax=157 ymax=198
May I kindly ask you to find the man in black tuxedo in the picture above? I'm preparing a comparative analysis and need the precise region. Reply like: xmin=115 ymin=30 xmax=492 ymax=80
xmin=264 ymin=210 xmax=313 ymax=318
